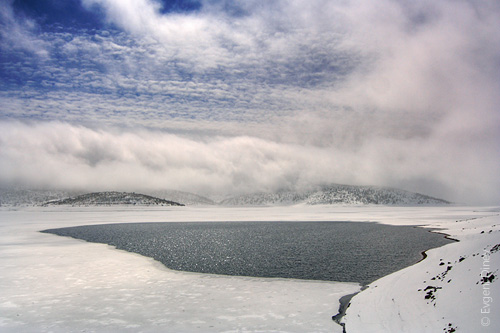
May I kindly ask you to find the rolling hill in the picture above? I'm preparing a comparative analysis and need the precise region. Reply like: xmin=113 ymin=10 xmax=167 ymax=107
xmin=219 ymin=184 xmax=450 ymax=206
xmin=42 ymin=191 xmax=184 ymax=206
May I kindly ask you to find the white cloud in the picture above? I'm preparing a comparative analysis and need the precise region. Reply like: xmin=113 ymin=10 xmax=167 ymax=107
xmin=0 ymin=1 xmax=49 ymax=57
xmin=1 ymin=0 xmax=499 ymax=204
xmin=1 ymin=121 xmax=498 ymax=204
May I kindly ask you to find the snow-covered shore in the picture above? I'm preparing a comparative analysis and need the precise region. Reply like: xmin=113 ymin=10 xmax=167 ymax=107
xmin=343 ymin=208 xmax=500 ymax=332
xmin=0 ymin=205 xmax=498 ymax=332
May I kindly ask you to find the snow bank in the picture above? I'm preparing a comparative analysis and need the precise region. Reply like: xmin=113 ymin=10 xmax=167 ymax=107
xmin=343 ymin=208 xmax=500 ymax=332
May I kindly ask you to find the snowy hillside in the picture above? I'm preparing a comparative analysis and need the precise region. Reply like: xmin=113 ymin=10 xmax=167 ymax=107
xmin=147 ymin=190 xmax=215 ymax=205
xmin=0 ymin=188 xmax=84 ymax=207
xmin=0 ymin=188 xmax=210 ymax=207
xmin=1 ymin=184 xmax=450 ymax=207
xmin=219 ymin=190 xmax=309 ymax=206
xmin=43 ymin=192 xmax=184 ymax=206
xmin=343 ymin=211 xmax=500 ymax=332
xmin=220 ymin=184 xmax=450 ymax=206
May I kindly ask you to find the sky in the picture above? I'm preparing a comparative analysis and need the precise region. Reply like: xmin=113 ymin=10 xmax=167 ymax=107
xmin=0 ymin=0 xmax=499 ymax=204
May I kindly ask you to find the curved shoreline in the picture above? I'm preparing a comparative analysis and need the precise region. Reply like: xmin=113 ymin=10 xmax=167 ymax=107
xmin=334 ymin=226 xmax=458 ymax=331
xmin=332 ymin=288 xmax=367 ymax=332
xmin=41 ymin=221 xmax=452 ymax=285
xmin=416 ymin=229 xmax=459 ymax=264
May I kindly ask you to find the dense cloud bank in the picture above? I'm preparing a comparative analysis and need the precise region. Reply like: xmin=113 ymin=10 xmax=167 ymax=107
xmin=1 ymin=0 xmax=499 ymax=204
xmin=1 ymin=121 xmax=498 ymax=204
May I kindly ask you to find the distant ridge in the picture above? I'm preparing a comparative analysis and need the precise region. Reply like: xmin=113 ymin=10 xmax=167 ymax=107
xmin=219 ymin=184 xmax=450 ymax=206
xmin=148 ymin=190 xmax=216 ymax=205
xmin=0 ymin=188 xmax=84 ymax=207
xmin=1 ymin=184 xmax=451 ymax=207
xmin=43 ymin=191 xmax=184 ymax=207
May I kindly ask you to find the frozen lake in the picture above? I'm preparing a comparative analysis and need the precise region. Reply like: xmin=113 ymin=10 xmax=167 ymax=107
xmin=43 ymin=221 xmax=453 ymax=285
xmin=1 ymin=205 xmax=497 ymax=332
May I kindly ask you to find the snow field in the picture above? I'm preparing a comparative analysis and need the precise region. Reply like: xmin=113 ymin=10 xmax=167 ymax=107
xmin=0 ymin=207 xmax=360 ymax=333
xmin=0 ymin=205 xmax=498 ymax=332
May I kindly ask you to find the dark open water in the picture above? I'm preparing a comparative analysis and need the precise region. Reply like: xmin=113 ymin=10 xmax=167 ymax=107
xmin=42 ymin=221 xmax=453 ymax=285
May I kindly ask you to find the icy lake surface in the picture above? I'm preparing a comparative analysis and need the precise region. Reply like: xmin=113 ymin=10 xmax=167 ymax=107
xmin=43 ymin=221 xmax=453 ymax=284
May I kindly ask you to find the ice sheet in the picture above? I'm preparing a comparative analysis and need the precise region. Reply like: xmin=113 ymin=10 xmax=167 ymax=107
xmin=0 ymin=206 xmax=361 ymax=332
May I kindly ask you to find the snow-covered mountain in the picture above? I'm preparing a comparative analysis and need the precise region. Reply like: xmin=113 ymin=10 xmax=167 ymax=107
xmin=0 ymin=188 xmax=84 ymax=207
xmin=1 ymin=184 xmax=450 ymax=207
xmin=220 ymin=184 xmax=450 ymax=206
xmin=0 ymin=188 xmax=213 ymax=207
xmin=305 ymin=184 xmax=450 ymax=205
xmin=219 ymin=191 xmax=309 ymax=206
xmin=43 ymin=192 xmax=184 ymax=207
xmin=147 ymin=190 xmax=215 ymax=206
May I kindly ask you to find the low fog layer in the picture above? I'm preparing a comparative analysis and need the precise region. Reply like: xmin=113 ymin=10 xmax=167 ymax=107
xmin=1 ymin=0 xmax=499 ymax=204
xmin=1 ymin=121 xmax=498 ymax=204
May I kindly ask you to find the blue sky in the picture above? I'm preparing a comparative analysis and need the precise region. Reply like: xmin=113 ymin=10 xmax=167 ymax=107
xmin=1 ymin=0 xmax=499 ymax=204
